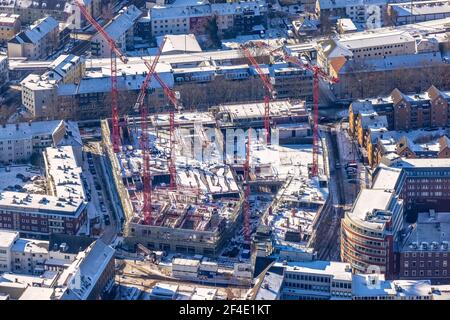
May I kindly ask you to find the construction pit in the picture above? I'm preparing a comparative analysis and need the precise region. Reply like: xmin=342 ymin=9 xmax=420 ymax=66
xmin=101 ymin=100 xmax=329 ymax=258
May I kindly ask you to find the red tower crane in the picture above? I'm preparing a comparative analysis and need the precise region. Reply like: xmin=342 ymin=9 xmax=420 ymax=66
xmin=145 ymin=69 xmax=181 ymax=190
xmin=75 ymin=0 xmax=128 ymax=153
xmin=143 ymin=63 xmax=180 ymax=191
xmin=133 ymin=37 xmax=167 ymax=225
xmin=243 ymin=129 xmax=252 ymax=243
xmin=239 ymin=45 xmax=276 ymax=144
xmin=250 ymin=42 xmax=339 ymax=177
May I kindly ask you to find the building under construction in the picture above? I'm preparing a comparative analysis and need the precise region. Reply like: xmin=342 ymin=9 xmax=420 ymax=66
xmin=101 ymin=99 xmax=315 ymax=256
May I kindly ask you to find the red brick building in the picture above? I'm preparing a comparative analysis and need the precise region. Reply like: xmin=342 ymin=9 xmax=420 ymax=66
xmin=0 ymin=192 xmax=87 ymax=239
xmin=398 ymin=211 xmax=450 ymax=284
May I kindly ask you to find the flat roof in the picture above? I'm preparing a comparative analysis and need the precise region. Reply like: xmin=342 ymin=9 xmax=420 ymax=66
xmin=172 ymin=258 xmax=201 ymax=267
xmin=352 ymin=274 xmax=432 ymax=297
xmin=11 ymin=238 xmax=49 ymax=254
xmin=19 ymin=287 xmax=54 ymax=300
xmin=390 ymin=0 xmax=450 ymax=16
xmin=0 ymin=120 xmax=64 ymax=141
xmin=349 ymin=189 xmax=394 ymax=226
xmin=280 ymin=260 xmax=352 ymax=281
xmin=0 ymin=230 xmax=18 ymax=248
xmin=44 ymin=146 xmax=85 ymax=200
xmin=0 ymin=191 xmax=86 ymax=216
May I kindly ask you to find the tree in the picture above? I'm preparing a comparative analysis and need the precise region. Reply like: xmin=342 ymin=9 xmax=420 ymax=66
xmin=205 ymin=16 xmax=221 ymax=49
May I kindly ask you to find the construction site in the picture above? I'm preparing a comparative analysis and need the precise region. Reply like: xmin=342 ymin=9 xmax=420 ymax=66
xmin=76 ymin=1 xmax=336 ymax=262
xmin=101 ymin=98 xmax=330 ymax=259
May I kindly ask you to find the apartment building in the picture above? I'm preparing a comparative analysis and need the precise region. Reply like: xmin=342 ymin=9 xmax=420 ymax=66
xmin=21 ymin=54 xmax=84 ymax=118
xmin=149 ymin=0 xmax=268 ymax=38
xmin=90 ymin=5 xmax=142 ymax=58
xmin=256 ymin=259 xmax=438 ymax=300
xmin=0 ymin=191 xmax=87 ymax=238
xmin=349 ymin=86 xmax=450 ymax=166
xmin=398 ymin=210 xmax=450 ymax=284
xmin=0 ymin=236 xmax=114 ymax=300
xmin=352 ymin=273 xmax=434 ymax=300
xmin=350 ymin=86 xmax=450 ymax=136
xmin=0 ymin=54 xmax=8 ymax=91
xmin=7 ymin=16 xmax=59 ymax=60
xmin=21 ymin=50 xmax=312 ymax=120
xmin=388 ymin=0 xmax=450 ymax=26
xmin=0 ymin=120 xmax=80 ymax=164
xmin=10 ymin=237 xmax=49 ymax=274
xmin=0 ymin=0 xmax=98 ymax=28
xmin=0 ymin=13 xmax=20 ymax=43
xmin=341 ymin=157 xmax=450 ymax=278
xmin=0 ymin=230 xmax=18 ymax=272
xmin=316 ymin=0 xmax=388 ymax=31
xmin=317 ymin=19 xmax=450 ymax=101
xmin=278 ymin=261 xmax=353 ymax=300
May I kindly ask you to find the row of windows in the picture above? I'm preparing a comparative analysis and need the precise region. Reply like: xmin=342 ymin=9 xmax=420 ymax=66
xmin=405 ymin=252 xmax=448 ymax=258
xmin=285 ymin=273 xmax=330 ymax=283
xmin=404 ymin=270 xmax=447 ymax=277
xmin=284 ymin=282 xmax=329 ymax=292
xmin=404 ymin=260 xmax=448 ymax=268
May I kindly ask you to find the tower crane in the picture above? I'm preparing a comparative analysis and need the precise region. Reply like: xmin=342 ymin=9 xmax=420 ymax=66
xmin=144 ymin=67 xmax=181 ymax=190
xmin=75 ymin=0 xmax=128 ymax=153
xmin=133 ymin=37 xmax=167 ymax=225
xmin=239 ymin=44 xmax=276 ymax=144
xmin=243 ymin=129 xmax=252 ymax=243
xmin=250 ymin=41 xmax=339 ymax=177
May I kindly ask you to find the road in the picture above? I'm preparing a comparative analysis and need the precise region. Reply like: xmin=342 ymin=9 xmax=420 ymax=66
xmin=81 ymin=136 xmax=119 ymax=245
xmin=313 ymin=122 xmax=365 ymax=261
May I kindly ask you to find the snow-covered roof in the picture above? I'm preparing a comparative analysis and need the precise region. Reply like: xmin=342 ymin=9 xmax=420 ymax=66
xmin=0 ymin=13 xmax=20 ymax=24
xmin=19 ymin=287 xmax=54 ymax=300
xmin=401 ymin=211 xmax=450 ymax=251
xmin=157 ymin=34 xmax=202 ymax=54
xmin=48 ymin=54 xmax=83 ymax=79
xmin=349 ymin=188 xmax=395 ymax=227
xmin=9 ymin=16 xmax=58 ymax=45
xmin=61 ymin=239 xmax=115 ymax=300
xmin=0 ymin=120 xmax=62 ymax=141
xmin=57 ymin=61 xmax=174 ymax=95
xmin=339 ymin=52 xmax=443 ymax=73
xmin=11 ymin=238 xmax=49 ymax=254
xmin=389 ymin=0 xmax=450 ymax=17
xmin=279 ymin=260 xmax=352 ymax=281
xmin=318 ymin=0 xmax=386 ymax=10
xmin=0 ymin=230 xmax=18 ymax=249
xmin=95 ymin=5 xmax=142 ymax=42
xmin=44 ymin=146 xmax=85 ymax=200
xmin=255 ymin=268 xmax=283 ymax=300
xmin=0 ymin=191 xmax=86 ymax=216
xmin=337 ymin=18 xmax=357 ymax=32
xmin=352 ymin=274 xmax=432 ymax=298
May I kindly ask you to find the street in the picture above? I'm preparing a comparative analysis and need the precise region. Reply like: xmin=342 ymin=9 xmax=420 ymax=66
xmin=313 ymin=122 xmax=363 ymax=261
xmin=80 ymin=133 xmax=119 ymax=245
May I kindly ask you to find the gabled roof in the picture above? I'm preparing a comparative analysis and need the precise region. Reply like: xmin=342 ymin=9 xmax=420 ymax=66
xmin=9 ymin=16 xmax=58 ymax=45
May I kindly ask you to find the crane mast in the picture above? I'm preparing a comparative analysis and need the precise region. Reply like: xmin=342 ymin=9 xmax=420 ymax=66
xmin=249 ymin=41 xmax=339 ymax=177
xmin=144 ymin=63 xmax=181 ymax=190
xmin=75 ymin=0 xmax=128 ymax=153
xmin=239 ymin=45 xmax=275 ymax=144
xmin=243 ymin=129 xmax=252 ymax=243
xmin=134 ymin=37 xmax=167 ymax=225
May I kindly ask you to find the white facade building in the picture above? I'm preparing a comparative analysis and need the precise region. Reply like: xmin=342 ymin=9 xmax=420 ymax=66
xmin=91 ymin=5 xmax=142 ymax=58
